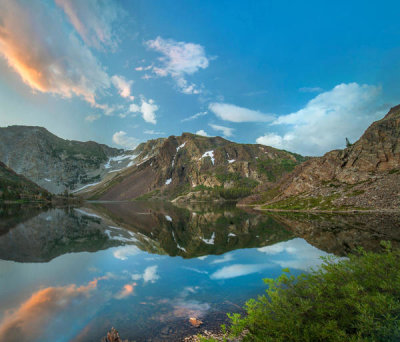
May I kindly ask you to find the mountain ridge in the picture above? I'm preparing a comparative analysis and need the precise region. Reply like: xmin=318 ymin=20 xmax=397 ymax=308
xmin=249 ymin=105 xmax=400 ymax=210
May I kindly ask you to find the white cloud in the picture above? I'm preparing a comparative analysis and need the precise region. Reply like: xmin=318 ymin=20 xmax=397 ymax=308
xmin=129 ymin=103 xmax=140 ymax=113
xmin=130 ymin=97 xmax=159 ymax=124
xmin=85 ymin=114 xmax=100 ymax=122
xmin=257 ymin=83 xmax=385 ymax=156
xmin=210 ymin=253 xmax=234 ymax=264
xmin=113 ymin=245 xmax=141 ymax=260
xmin=130 ymin=265 xmax=160 ymax=283
xmin=195 ymin=130 xmax=209 ymax=137
xmin=210 ymin=264 xmax=268 ymax=280
xmin=0 ymin=0 xmax=110 ymax=109
xmin=258 ymin=238 xmax=330 ymax=271
xmin=145 ymin=36 xmax=210 ymax=94
xmin=209 ymin=103 xmax=275 ymax=123
xmin=209 ymin=124 xmax=234 ymax=138
xmin=181 ymin=111 xmax=208 ymax=122
xmin=299 ymin=87 xmax=324 ymax=93
xmin=55 ymin=0 xmax=122 ymax=51
xmin=143 ymin=265 xmax=160 ymax=283
xmin=144 ymin=130 xmax=165 ymax=135
xmin=112 ymin=131 xmax=139 ymax=150
xmin=111 ymin=75 xmax=134 ymax=100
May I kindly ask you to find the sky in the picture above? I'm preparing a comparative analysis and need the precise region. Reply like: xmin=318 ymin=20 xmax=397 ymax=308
xmin=0 ymin=0 xmax=400 ymax=156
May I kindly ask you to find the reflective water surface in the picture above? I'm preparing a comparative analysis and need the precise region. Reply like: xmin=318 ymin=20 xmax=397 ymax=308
xmin=0 ymin=202 xmax=399 ymax=341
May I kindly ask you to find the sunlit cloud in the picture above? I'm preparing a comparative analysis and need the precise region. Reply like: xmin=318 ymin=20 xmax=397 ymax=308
xmin=55 ymin=0 xmax=123 ymax=51
xmin=0 ymin=0 xmax=110 ymax=109
xmin=112 ymin=131 xmax=139 ymax=150
xmin=145 ymin=36 xmax=210 ymax=94
xmin=195 ymin=129 xmax=209 ymax=137
xmin=256 ymin=83 xmax=385 ymax=156
xmin=114 ymin=282 xmax=137 ymax=299
xmin=111 ymin=75 xmax=134 ymax=101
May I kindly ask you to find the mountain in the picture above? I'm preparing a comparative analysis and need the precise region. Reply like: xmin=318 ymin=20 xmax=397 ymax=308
xmin=0 ymin=126 xmax=129 ymax=194
xmin=0 ymin=161 xmax=51 ymax=201
xmin=0 ymin=201 xmax=293 ymax=262
xmin=251 ymin=105 xmax=400 ymax=210
xmin=81 ymin=132 xmax=306 ymax=201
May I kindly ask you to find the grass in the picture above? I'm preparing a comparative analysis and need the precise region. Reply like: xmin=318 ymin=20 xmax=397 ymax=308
xmin=262 ymin=193 xmax=343 ymax=211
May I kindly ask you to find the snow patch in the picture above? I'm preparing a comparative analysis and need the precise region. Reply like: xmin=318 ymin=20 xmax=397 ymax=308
xmin=200 ymin=150 xmax=215 ymax=164
xmin=228 ymin=159 xmax=235 ymax=164
xmin=44 ymin=178 xmax=51 ymax=182
xmin=165 ymin=215 xmax=172 ymax=222
xmin=176 ymin=141 xmax=186 ymax=152
xmin=104 ymin=154 xmax=137 ymax=169
xmin=165 ymin=178 xmax=172 ymax=185
xmin=228 ymin=233 xmax=236 ymax=237
xmin=201 ymin=232 xmax=215 ymax=245
xmin=72 ymin=182 xmax=101 ymax=193
xmin=74 ymin=208 xmax=102 ymax=219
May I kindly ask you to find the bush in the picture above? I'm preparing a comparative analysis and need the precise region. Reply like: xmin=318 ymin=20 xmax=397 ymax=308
xmin=201 ymin=243 xmax=400 ymax=342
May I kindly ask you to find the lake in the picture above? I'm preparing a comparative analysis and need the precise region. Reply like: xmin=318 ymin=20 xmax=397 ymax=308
xmin=0 ymin=202 xmax=399 ymax=341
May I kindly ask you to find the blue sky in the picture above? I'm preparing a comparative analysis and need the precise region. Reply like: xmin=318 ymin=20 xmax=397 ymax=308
xmin=0 ymin=0 xmax=399 ymax=155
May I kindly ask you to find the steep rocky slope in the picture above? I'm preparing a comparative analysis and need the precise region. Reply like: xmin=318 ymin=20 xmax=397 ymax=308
xmin=82 ymin=133 xmax=306 ymax=201
xmin=253 ymin=105 xmax=400 ymax=210
xmin=0 ymin=126 xmax=129 ymax=193
xmin=0 ymin=161 xmax=51 ymax=201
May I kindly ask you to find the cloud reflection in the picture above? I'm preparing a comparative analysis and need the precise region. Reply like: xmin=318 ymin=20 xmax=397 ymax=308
xmin=0 ymin=277 xmax=106 ymax=341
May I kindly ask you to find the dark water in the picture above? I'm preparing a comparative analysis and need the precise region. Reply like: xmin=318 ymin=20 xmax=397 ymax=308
xmin=0 ymin=202 xmax=399 ymax=342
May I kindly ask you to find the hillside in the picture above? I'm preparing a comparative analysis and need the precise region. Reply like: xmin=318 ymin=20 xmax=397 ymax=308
xmin=0 ymin=161 xmax=51 ymax=202
xmin=0 ymin=126 xmax=128 ymax=194
xmin=251 ymin=105 xmax=400 ymax=210
xmin=82 ymin=132 xmax=306 ymax=201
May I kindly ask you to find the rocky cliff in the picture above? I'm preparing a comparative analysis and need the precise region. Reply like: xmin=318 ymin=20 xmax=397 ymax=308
xmin=82 ymin=133 xmax=306 ymax=201
xmin=255 ymin=105 xmax=400 ymax=210
xmin=0 ymin=126 xmax=129 ymax=193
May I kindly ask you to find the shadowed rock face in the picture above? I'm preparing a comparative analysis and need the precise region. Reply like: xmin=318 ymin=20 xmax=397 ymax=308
xmin=257 ymin=105 xmax=400 ymax=209
xmin=270 ymin=212 xmax=400 ymax=256
xmin=0 ymin=126 xmax=125 ymax=194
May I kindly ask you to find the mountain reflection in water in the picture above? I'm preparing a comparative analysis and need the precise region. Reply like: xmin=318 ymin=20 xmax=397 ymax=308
xmin=0 ymin=202 xmax=399 ymax=341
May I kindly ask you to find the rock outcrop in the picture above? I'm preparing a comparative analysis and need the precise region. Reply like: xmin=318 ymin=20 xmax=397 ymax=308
xmin=256 ymin=105 xmax=400 ymax=210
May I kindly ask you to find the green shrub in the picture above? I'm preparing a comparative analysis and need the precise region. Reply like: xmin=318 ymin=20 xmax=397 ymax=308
xmin=201 ymin=243 xmax=400 ymax=342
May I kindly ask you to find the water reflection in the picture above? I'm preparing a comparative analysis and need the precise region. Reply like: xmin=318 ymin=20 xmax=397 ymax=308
xmin=0 ymin=202 xmax=399 ymax=341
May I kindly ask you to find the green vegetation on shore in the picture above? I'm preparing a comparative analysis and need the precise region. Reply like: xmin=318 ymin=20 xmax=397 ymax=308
xmin=201 ymin=243 xmax=400 ymax=342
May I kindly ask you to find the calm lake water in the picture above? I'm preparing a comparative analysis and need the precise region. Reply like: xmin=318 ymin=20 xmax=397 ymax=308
xmin=0 ymin=202 xmax=399 ymax=342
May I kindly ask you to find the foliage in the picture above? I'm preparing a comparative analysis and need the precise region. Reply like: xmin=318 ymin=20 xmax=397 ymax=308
xmin=256 ymin=158 xmax=299 ymax=182
xmin=201 ymin=243 xmax=400 ymax=342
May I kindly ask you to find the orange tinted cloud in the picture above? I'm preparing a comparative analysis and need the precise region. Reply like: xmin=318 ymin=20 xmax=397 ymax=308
xmin=0 ymin=0 xmax=110 ymax=107
xmin=115 ymin=282 xmax=137 ymax=299
xmin=0 ymin=278 xmax=105 ymax=341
